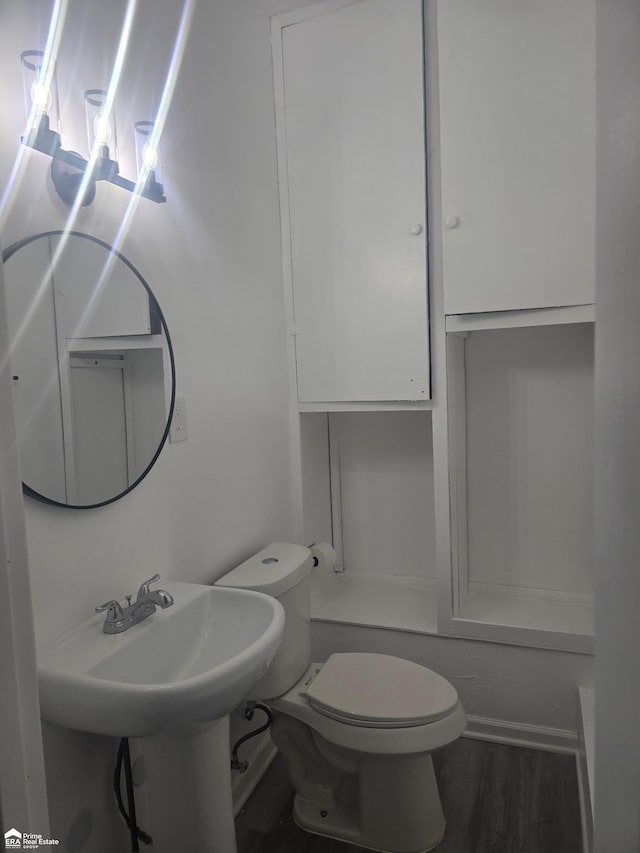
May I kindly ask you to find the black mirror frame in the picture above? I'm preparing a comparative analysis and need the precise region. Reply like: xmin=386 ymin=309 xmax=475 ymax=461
xmin=3 ymin=230 xmax=176 ymax=510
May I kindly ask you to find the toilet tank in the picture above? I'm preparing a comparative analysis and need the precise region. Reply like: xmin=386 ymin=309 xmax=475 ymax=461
xmin=216 ymin=543 xmax=313 ymax=700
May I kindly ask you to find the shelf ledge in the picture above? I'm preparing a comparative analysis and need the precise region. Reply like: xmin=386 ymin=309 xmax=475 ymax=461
xmin=311 ymin=571 xmax=438 ymax=634
xmin=446 ymin=304 xmax=595 ymax=334
xmin=299 ymin=400 xmax=433 ymax=413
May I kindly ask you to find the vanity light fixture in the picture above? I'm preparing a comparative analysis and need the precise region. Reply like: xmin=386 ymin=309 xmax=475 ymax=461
xmin=20 ymin=49 xmax=166 ymax=206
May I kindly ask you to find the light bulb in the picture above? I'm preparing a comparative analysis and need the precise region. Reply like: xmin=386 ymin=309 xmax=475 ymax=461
xmin=30 ymin=80 xmax=51 ymax=112
xmin=142 ymin=142 xmax=158 ymax=170
xmin=94 ymin=112 xmax=112 ymax=147
xmin=134 ymin=120 xmax=162 ymax=187
xmin=85 ymin=89 xmax=117 ymax=161
xmin=21 ymin=50 xmax=60 ymax=134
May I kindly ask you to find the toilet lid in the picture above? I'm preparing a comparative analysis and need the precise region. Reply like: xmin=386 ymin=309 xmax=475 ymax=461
xmin=304 ymin=653 xmax=459 ymax=728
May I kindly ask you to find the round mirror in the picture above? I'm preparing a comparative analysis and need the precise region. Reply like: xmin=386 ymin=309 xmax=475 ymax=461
xmin=3 ymin=231 xmax=175 ymax=509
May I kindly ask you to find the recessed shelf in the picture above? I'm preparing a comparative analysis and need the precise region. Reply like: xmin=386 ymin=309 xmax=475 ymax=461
xmin=298 ymin=400 xmax=433 ymax=413
xmin=67 ymin=335 xmax=165 ymax=353
xmin=444 ymin=321 xmax=594 ymax=649
xmin=310 ymin=572 xmax=594 ymax=651
xmin=301 ymin=410 xmax=438 ymax=634
xmin=445 ymin=303 xmax=595 ymax=334
xmin=311 ymin=570 xmax=438 ymax=635
xmin=460 ymin=588 xmax=593 ymax=637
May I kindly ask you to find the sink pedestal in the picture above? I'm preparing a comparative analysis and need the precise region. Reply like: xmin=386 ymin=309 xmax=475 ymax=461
xmin=143 ymin=716 xmax=237 ymax=853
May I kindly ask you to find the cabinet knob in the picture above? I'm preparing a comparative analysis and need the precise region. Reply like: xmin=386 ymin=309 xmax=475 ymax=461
xmin=409 ymin=223 xmax=423 ymax=236
xmin=445 ymin=215 xmax=460 ymax=229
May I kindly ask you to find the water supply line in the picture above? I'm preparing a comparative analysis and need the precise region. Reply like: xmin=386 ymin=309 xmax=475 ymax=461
xmin=230 ymin=703 xmax=273 ymax=773
xmin=114 ymin=738 xmax=152 ymax=850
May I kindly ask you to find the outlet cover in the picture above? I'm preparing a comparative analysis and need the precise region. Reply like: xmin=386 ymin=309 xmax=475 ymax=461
xmin=170 ymin=395 xmax=188 ymax=443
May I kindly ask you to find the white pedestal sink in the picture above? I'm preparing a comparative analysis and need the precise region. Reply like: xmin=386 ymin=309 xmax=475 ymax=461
xmin=37 ymin=582 xmax=285 ymax=853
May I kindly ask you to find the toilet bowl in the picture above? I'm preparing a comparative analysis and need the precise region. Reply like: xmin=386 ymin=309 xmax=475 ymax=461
xmin=217 ymin=543 xmax=466 ymax=853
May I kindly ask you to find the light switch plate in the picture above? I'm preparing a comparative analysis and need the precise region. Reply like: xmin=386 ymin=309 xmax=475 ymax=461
xmin=170 ymin=395 xmax=188 ymax=443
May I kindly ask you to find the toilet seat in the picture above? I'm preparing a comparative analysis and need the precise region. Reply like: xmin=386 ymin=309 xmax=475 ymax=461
xmin=305 ymin=653 xmax=459 ymax=728
xmin=270 ymin=659 xmax=466 ymax=756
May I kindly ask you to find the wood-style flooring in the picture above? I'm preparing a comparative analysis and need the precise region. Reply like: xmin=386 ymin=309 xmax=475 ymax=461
xmin=235 ymin=737 xmax=582 ymax=853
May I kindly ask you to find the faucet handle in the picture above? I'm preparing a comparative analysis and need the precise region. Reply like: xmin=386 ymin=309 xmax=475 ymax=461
xmin=95 ymin=599 xmax=124 ymax=621
xmin=136 ymin=573 xmax=161 ymax=601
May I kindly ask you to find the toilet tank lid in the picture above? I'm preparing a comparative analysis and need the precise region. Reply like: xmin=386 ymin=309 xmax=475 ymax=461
xmin=216 ymin=543 xmax=313 ymax=597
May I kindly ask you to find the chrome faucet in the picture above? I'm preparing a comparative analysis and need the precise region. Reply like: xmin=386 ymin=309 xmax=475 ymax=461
xmin=95 ymin=573 xmax=174 ymax=634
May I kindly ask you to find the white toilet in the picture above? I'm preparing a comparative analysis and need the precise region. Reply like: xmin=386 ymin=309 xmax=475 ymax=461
xmin=217 ymin=543 xmax=466 ymax=853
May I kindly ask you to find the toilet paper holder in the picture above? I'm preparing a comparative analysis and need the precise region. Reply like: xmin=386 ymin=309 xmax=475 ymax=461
xmin=309 ymin=542 xmax=340 ymax=572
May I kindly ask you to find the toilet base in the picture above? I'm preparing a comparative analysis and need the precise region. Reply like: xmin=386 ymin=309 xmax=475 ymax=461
xmin=293 ymin=796 xmax=446 ymax=853
xmin=271 ymin=715 xmax=447 ymax=853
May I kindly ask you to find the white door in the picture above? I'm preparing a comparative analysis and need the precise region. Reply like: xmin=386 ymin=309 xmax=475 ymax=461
xmin=278 ymin=0 xmax=429 ymax=402
xmin=68 ymin=357 xmax=130 ymax=504
xmin=3 ymin=236 xmax=67 ymax=502
xmin=438 ymin=0 xmax=596 ymax=315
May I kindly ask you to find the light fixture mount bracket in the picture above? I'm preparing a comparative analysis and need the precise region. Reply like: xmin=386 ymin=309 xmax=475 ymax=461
xmin=50 ymin=153 xmax=96 ymax=207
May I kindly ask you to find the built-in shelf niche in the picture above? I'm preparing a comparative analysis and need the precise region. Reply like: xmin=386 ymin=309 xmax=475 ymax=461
xmin=446 ymin=319 xmax=594 ymax=651
xmin=300 ymin=410 xmax=438 ymax=634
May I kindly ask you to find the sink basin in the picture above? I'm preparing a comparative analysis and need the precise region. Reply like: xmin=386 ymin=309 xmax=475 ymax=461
xmin=37 ymin=582 xmax=285 ymax=737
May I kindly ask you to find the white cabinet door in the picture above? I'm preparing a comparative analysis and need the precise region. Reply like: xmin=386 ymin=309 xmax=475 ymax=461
xmin=438 ymin=0 xmax=596 ymax=315
xmin=50 ymin=235 xmax=152 ymax=339
xmin=279 ymin=0 xmax=429 ymax=402
xmin=4 ymin=237 xmax=67 ymax=502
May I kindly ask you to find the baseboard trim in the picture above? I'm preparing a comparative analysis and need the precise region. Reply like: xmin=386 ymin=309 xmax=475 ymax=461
xmin=232 ymin=735 xmax=278 ymax=817
xmin=576 ymin=750 xmax=593 ymax=853
xmin=464 ymin=714 xmax=579 ymax=755
xmin=577 ymin=687 xmax=594 ymax=853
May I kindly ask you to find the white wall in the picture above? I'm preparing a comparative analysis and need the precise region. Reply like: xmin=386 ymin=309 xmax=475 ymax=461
xmin=0 ymin=237 xmax=50 ymax=840
xmin=0 ymin=0 xmax=298 ymax=848
xmin=300 ymin=413 xmax=333 ymax=547
xmin=335 ymin=413 xmax=436 ymax=581
xmin=594 ymin=0 xmax=640 ymax=850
